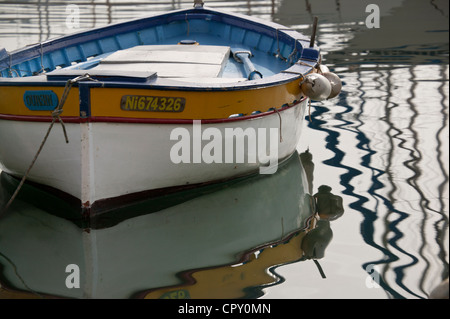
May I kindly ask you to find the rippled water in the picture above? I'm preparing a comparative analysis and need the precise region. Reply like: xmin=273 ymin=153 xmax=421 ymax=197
xmin=0 ymin=0 xmax=448 ymax=299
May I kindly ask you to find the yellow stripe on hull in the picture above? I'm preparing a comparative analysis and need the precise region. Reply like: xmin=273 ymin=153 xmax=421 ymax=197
xmin=1 ymin=80 xmax=302 ymax=120
xmin=91 ymin=80 xmax=302 ymax=120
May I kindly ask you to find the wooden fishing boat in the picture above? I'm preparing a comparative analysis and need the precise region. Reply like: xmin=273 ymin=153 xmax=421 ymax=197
xmin=0 ymin=1 xmax=340 ymax=213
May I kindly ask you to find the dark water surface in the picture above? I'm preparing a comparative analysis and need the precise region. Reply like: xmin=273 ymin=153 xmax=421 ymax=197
xmin=0 ymin=0 xmax=448 ymax=299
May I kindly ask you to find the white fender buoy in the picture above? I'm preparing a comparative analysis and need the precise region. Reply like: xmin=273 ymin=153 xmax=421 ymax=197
xmin=322 ymin=72 xmax=342 ymax=99
xmin=300 ymin=73 xmax=332 ymax=101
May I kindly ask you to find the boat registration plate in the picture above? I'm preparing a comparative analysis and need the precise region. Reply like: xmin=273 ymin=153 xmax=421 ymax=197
xmin=120 ymin=95 xmax=185 ymax=112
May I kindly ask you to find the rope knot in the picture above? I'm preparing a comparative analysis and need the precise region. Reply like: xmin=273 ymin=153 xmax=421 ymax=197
xmin=51 ymin=108 xmax=63 ymax=118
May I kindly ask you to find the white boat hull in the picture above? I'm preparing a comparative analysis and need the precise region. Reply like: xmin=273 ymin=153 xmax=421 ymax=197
xmin=0 ymin=99 xmax=307 ymax=207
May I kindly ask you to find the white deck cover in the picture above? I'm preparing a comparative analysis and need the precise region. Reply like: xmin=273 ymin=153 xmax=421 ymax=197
xmin=94 ymin=45 xmax=231 ymax=78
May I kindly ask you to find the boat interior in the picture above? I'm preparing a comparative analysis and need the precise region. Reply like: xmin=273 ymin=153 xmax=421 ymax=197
xmin=0 ymin=8 xmax=317 ymax=85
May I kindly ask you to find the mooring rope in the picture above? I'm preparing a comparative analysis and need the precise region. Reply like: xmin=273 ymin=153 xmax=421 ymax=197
xmin=0 ymin=74 xmax=96 ymax=216
xmin=271 ymin=107 xmax=283 ymax=143
xmin=313 ymin=259 xmax=327 ymax=279
xmin=39 ymin=42 xmax=45 ymax=74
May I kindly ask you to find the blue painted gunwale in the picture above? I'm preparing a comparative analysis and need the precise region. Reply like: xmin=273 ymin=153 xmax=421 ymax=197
xmin=0 ymin=6 xmax=320 ymax=91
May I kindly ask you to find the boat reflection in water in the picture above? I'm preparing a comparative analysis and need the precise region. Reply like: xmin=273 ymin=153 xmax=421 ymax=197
xmin=0 ymin=150 xmax=343 ymax=299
